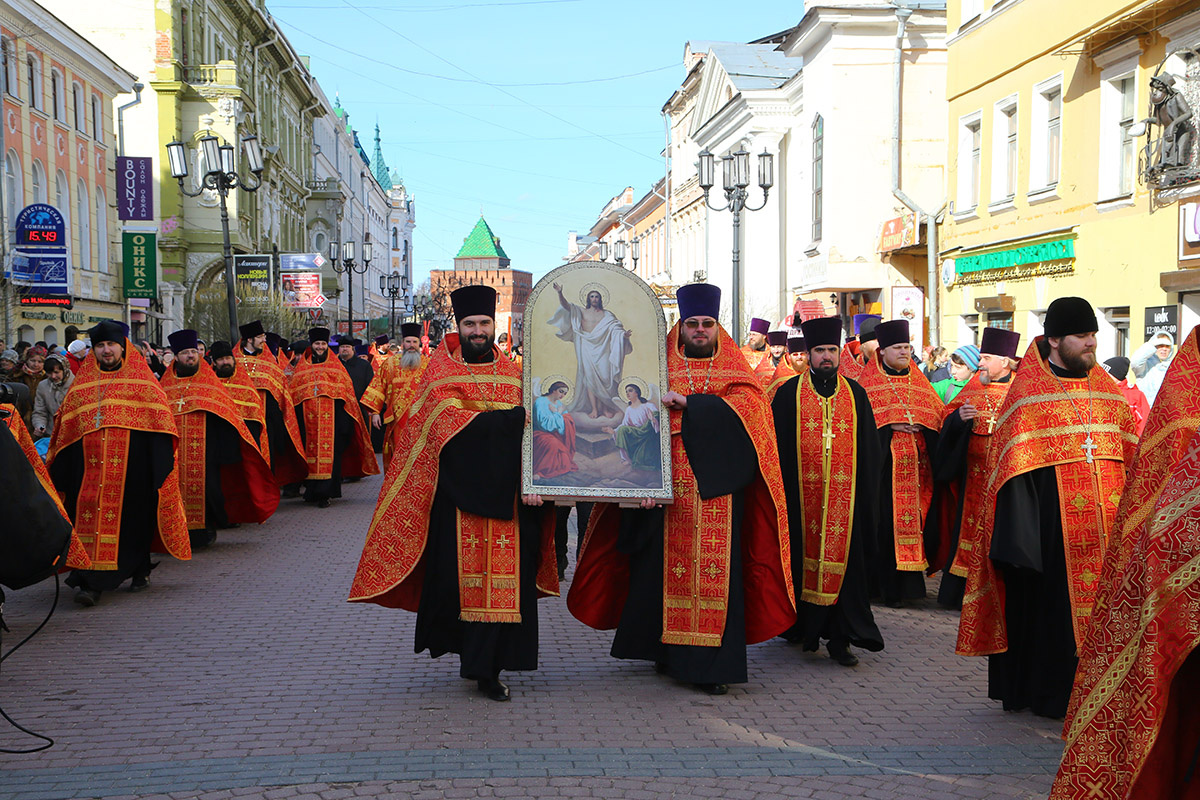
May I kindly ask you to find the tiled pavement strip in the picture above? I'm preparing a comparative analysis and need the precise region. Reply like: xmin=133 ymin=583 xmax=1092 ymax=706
xmin=0 ymin=475 xmax=1064 ymax=799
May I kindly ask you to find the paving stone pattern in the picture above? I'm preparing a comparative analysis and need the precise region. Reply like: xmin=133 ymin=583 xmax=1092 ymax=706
xmin=0 ymin=476 xmax=1064 ymax=799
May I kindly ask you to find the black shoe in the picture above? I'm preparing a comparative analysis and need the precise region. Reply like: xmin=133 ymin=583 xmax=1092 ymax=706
xmin=189 ymin=528 xmax=217 ymax=548
xmin=281 ymin=486 xmax=301 ymax=499
xmin=74 ymin=588 xmax=101 ymax=606
xmin=477 ymin=678 xmax=510 ymax=702
xmin=695 ymin=683 xmax=728 ymax=695
xmin=654 ymin=661 xmax=668 ymax=675
xmin=828 ymin=642 xmax=859 ymax=667
xmin=317 ymin=498 xmax=331 ymax=509
xmin=129 ymin=575 xmax=150 ymax=593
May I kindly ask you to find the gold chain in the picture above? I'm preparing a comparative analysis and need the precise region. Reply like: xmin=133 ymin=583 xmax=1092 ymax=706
xmin=464 ymin=353 xmax=501 ymax=410
xmin=684 ymin=353 xmax=715 ymax=394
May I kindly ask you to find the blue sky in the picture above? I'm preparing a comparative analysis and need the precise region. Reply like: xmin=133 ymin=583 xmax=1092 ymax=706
xmin=270 ymin=0 xmax=803 ymax=284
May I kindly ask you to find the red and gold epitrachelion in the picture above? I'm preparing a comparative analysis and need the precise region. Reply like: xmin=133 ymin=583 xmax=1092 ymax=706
xmin=289 ymin=353 xmax=379 ymax=481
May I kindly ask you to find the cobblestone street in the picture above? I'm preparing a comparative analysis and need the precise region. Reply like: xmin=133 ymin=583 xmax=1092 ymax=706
xmin=0 ymin=474 xmax=1062 ymax=799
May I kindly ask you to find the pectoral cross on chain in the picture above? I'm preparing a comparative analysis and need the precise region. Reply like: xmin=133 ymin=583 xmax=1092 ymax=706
xmin=1081 ymin=435 xmax=1098 ymax=464
xmin=174 ymin=397 xmax=187 ymax=413
xmin=904 ymin=409 xmax=915 ymax=426
xmin=986 ymin=415 xmax=997 ymax=435
xmin=822 ymin=425 xmax=836 ymax=452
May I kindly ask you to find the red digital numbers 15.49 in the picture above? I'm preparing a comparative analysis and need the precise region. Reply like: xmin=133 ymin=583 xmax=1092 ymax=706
xmin=25 ymin=230 xmax=58 ymax=242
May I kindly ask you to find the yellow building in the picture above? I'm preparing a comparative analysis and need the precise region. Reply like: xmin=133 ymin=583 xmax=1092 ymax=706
xmin=940 ymin=0 xmax=1200 ymax=359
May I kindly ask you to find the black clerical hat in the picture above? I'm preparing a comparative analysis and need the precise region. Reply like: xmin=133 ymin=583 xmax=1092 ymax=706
xmin=88 ymin=319 xmax=129 ymax=346
xmin=355 ymin=344 xmax=371 ymax=357
xmin=400 ymin=322 xmax=422 ymax=339
xmin=766 ymin=330 xmax=788 ymax=346
xmin=264 ymin=332 xmax=282 ymax=355
xmin=800 ymin=316 xmax=842 ymax=349
xmin=375 ymin=335 xmax=389 ymax=346
xmin=291 ymin=340 xmax=309 ymax=355
xmin=858 ymin=317 xmax=882 ymax=343
xmin=875 ymin=320 xmax=910 ymax=349
xmin=239 ymin=320 xmax=265 ymax=340
xmin=451 ymin=285 xmax=497 ymax=322
xmin=1044 ymin=297 xmax=1098 ymax=338
xmin=167 ymin=329 xmax=199 ymax=354
xmin=786 ymin=336 xmax=806 ymax=354
xmin=209 ymin=341 xmax=234 ymax=360
xmin=308 ymin=327 xmax=331 ymax=343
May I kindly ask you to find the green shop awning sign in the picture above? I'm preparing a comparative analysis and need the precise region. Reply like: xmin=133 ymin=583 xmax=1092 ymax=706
xmin=956 ymin=237 xmax=1075 ymax=274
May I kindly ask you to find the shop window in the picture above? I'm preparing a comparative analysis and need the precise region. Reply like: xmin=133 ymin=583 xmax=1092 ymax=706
xmin=986 ymin=311 xmax=1014 ymax=330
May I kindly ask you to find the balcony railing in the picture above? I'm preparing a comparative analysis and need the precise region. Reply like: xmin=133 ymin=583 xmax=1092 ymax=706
xmin=183 ymin=61 xmax=238 ymax=86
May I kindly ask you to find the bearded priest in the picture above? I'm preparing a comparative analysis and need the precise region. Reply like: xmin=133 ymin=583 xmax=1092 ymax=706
xmin=349 ymin=285 xmax=557 ymax=702
xmin=568 ymin=283 xmax=795 ymax=696
xmin=772 ymin=315 xmax=884 ymax=667
xmin=291 ymin=327 xmax=378 ymax=507
xmin=362 ymin=322 xmax=428 ymax=468
xmin=958 ymin=297 xmax=1137 ymax=719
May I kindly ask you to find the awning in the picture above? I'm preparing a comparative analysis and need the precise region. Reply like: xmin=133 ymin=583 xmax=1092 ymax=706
xmin=1054 ymin=0 xmax=1200 ymax=58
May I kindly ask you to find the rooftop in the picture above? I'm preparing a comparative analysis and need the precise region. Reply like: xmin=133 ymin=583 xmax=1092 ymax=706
xmin=455 ymin=217 xmax=510 ymax=261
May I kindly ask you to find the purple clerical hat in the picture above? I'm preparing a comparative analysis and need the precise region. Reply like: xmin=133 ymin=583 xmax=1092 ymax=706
xmin=979 ymin=327 xmax=1020 ymax=359
xmin=853 ymin=313 xmax=882 ymax=335
xmin=766 ymin=330 xmax=788 ymax=346
xmin=167 ymin=329 xmax=199 ymax=354
xmin=875 ymin=320 xmax=910 ymax=349
xmin=676 ymin=283 xmax=721 ymax=321
xmin=375 ymin=335 xmax=389 ymax=346
xmin=749 ymin=317 xmax=770 ymax=335
xmin=800 ymin=316 xmax=843 ymax=349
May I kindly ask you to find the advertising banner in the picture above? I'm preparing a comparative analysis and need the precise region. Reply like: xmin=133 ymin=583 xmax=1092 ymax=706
xmin=122 ymin=232 xmax=157 ymax=298
xmin=116 ymin=157 xmax=154 ymax=221
xmin=234 ymin=253 xmax=272 ymax=292
xmin=281 ymin=271 xmax=324 ymax=309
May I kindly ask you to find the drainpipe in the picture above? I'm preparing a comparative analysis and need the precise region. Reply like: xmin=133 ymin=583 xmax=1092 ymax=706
xmin=891 ymin=4 xmax=941 ymax=347
xmin=116 ymin=82 xmax=144 ymax=157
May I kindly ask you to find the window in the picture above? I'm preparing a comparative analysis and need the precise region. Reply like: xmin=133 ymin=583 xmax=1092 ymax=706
xmin=1100 ymin=306 xmax=1130 ymax=357
xmin=986 ymin=312 xmax=1014 ymax=330
xmin=1045 ymin=88 xmax=1062 ymax=185
xmin=72 ymin=82 xmax=85 ymax=132
xmin=991 ymin=98 xmax=1018 ymax=201
xmin=960 ymin=314 xmax=980 ymax=346
xmin=30 ymin=159 xmax=45 ymax=203
xmin=95 ymin=189 xmax=108 ymax=273
xmin=957 ymin=112 xmax=983 ymax=212
xmin=1 ymin=38 xmax=15 ymax=99
xmin=50 ymin=68 xmax=64 ymax=121
xmin=5 ymin=149 xmax=20 ymax=238
xmin=26 ymin=54 xmax=38 ymax=109
xmin=1117 ymin=77 xmax=1136 ymax=195
xmin=812 ymin=114 xmax=823 ymax=242
xmin=960 ymin=0 xmax=983 ymax=27
xmin=1099 ymin=64 xmax=1138 ymax=200
xmin=91 ymin=95 xmax=102 ymax=141
xmin=76 ymin=180 xmax=90 ymax=270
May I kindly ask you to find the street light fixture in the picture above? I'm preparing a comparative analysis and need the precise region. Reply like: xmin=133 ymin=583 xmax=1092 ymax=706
xmin=165 ymin=133 xmax=265 ymax=343
xmin=380 ymin=270 xmax=402 ymax=339
xmin=598 ymin=241 xmax=610 ymax=262
xmin=697 ymin=145 xmax=774 ymax=341
xmin=614 ymin=239 xmax=626 ymax=266
xmin=332 ymin=232 xmax=370 ymax=340
xmin=631 ymin=238 xmax=641 ymax=271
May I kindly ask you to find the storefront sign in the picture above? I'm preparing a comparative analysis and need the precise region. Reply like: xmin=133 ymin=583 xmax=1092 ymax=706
xmin=20 ymin=310 xmax=56 ymax=320
xmin=61 ymin=310 xmax=87 ymax=325
xmin=956 ymin=237 xmax=1075 ymax=274
xmin=280 ymin=252 xmax=327 ymax=271
xmin=116 ymin=157 xmax=154 ymax=221
xmin=10 ymin=251 xmax=69 ymax=293
xmin=19 ymin=294 xmax=72 ymax=308
xmin=281 ymin=271 xmax=324 ymax=309
xmin=234 ymin=253 xmax=272 ymax=292
xmin=878 ymin=213 xmax=918 ymax=253
xmin=336 ymin=320 xmax=369 ymax=335
xmin=890 ymin=286 xmax=925 ymax=347
xmin=1145 ymin=305 xmax=1179 ymax=342
xmin=122 ymin=232 xmax=157 ymax=298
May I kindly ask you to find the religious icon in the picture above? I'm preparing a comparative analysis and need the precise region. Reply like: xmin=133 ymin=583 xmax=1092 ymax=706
xmin=522 ymin=262 xmax=672 ymax=503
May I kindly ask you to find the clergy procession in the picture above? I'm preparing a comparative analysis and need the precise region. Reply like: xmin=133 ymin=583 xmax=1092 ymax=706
xmin=5 ymin=273 xmax=1200 ymax=800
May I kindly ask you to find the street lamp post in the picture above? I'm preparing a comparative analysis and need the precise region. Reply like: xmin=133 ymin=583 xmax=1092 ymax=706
xmin=380 ymin=270 xmax=403 ymax=339
xmin=697 ymin=146 xmax=774 ymax=341
xmin=165 ymin=133 xmax=265 ymax=343
xmin=331 ymin=233 xmax=371 ymax=339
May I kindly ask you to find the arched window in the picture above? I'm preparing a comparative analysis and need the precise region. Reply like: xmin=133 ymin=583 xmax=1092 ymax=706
xmin=26 ymin=54 xmax=38 ymax=109
xmin=391 ymin=226 xmax=398 ymax=248
xmin=5 ymin=149 xmax=21 ymax=237
xmin=72 ymin=81 xmax=85 ymax=132
xmin=95 ymin=188 xmax=108 ymax=272
xmin=77 ymin=180 xmax=90 ymax=270
xmin=42 ymin=325 xmax=57 ymax=346
xmin=30 ymin=159 xmax=45 ymax=203
xmin=50 ymin=68 xmax=64 ymax=121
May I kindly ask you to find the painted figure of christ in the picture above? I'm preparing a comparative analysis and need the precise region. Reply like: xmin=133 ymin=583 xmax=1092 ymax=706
xmin=551 ymin=282 xmax=633 ymax=419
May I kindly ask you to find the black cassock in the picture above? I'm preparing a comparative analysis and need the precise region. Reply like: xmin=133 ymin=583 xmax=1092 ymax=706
xmin=414 ymin=406 xmax=550 ymax=681
xmin=52 ymin=430 xmax=175 ymax=592
xmin=873 ymin=365 xmax=938 ymax=604
xmin=609 ymin=394 xmax=756 ymax=686
xmin=987 ymin=465 xmax=1079 ymax=719
xmin=261 ymin=392 xmax=292 ymax=475
xmin=929 ymin=375 xmax=1012 ymax=609
xmin=342 ymin=356 xmax=383 ymax=454
xmin=772 ymin=373 xmax=884 ymax=652
xmin=193 ymin=413 xmax=244 ymax=534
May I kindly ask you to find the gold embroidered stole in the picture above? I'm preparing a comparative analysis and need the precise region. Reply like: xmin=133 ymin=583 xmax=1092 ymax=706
xmin=795 ymin=373 xmax=858 ymax=605
xmin=74 ymin=427 xmax=131 ymax=569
